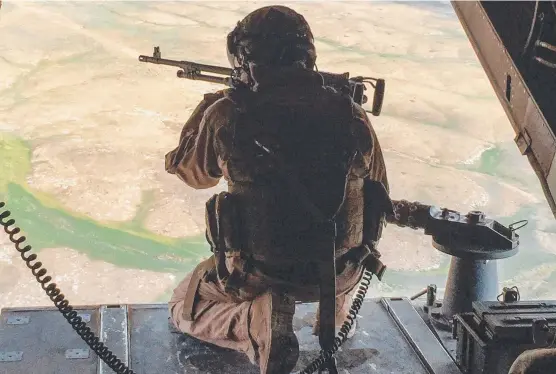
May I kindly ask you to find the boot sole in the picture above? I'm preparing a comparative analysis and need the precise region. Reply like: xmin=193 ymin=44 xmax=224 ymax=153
xmin=266 ymin=292 xmax=299 ymax=374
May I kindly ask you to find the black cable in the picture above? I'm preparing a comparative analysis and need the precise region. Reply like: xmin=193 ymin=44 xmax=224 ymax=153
xmin=299 ymin=268 xmax=373 ymax=374
xmin=0 ymin=201 xmax=135 ymax=374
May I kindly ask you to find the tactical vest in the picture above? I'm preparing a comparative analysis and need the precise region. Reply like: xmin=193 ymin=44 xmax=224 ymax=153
xmin=205 ymin=84 xmax=369 ymax=290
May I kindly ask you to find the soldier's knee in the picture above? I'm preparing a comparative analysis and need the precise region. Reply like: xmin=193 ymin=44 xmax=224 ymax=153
xmin=167 ymin=273 xmax=195 ymax=327
xmin=168 ymin=299 xmax=187 ymax=332
xmin=169 ymin=273 xmax=194 ymax=303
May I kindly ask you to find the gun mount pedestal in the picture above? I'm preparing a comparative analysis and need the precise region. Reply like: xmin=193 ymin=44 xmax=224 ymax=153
xmin=429 ymin=230 xmax=517 ymax=331
xmin=389 ymin=202 xmax=521 ymax=331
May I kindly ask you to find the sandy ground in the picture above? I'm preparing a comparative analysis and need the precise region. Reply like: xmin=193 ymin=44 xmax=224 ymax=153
xmin=0 ymin=1 xmax=549 ymax=306
xmin=0 ymin=235 xmax=176 ymax=308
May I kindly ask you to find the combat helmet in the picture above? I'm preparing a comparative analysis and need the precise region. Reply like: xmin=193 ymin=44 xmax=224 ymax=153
xmin=226 ymin=6 xmax=317 ymax=70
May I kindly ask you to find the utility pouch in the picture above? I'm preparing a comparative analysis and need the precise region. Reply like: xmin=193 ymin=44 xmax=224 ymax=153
xmin=205 ymin=194 xmax=218 ymax=250
xmin=205 ymin=193 xmax=229 ymax=282
xmin=363 ymin=179 xmax=393 ymax=248
xmin=362 ymin=180 xmax=392 ymax=281
xmin=205 ymin=191 xmax=246 ymax=295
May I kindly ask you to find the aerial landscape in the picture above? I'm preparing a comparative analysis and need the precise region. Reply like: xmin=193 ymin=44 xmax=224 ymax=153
xmin=1 ymin=0 xmax=556 ymax=310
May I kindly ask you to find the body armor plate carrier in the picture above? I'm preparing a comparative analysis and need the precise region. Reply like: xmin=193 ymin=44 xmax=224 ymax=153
xmin=202 ymin=83 xmax=388 ymax=296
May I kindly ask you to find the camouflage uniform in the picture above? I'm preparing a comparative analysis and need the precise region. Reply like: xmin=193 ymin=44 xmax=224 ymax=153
xmin=166 ymin=6 xmax=389 ymax=374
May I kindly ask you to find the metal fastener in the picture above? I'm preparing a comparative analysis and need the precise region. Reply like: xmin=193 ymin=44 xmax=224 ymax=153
xmin=65 ymin=349 xmax=90 ymax=359
xmin=0 ymin=351 xmax=23 ymax=362
xmin=6 ymin=316 xmax=30 ymax=325
xmin=77 ymin=313 xmax=91 ymax=323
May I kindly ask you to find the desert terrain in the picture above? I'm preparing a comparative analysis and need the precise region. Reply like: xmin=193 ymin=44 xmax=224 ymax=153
xmin=1 ymin=1 xmax=556 ymax=310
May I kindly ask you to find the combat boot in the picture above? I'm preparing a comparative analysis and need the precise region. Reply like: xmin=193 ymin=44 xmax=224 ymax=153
xmin=250 ymin=289 xmax=299 ymax=374
xmin=313 ymin=293 xmax=357 ymax=339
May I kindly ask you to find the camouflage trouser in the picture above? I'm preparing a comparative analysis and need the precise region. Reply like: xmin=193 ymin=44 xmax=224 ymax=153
xmin=168 ymin=270 xmax=258 ymax=362
xmin=168 ymin=260 xmax=363 ymax=366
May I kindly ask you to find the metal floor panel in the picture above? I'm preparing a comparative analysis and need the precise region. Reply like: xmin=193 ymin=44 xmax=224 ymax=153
xmin=0 ymin=298 xmax=461 ymax=374
xmin=0 ymin=307 xmax=99 ymax=374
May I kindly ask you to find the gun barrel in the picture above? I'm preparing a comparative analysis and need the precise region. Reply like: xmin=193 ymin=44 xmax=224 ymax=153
xmin=176 ymin=70 xmax=233 ymax=86
xmin=139 ymin=55 xmax=182 ymax=68
xmin=139 ymin=55 xmax=232 ymax=76
xmin=387 ymin=200 xmax=431 ymax=229
xmin=184 ymin=61 xmax=232 ymax=76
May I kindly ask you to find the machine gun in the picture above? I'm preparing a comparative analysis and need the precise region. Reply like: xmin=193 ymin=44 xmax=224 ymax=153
xmin=138 ymin=46 xmax=386 ymax=116
xmin=387 ymin=199 xmax=522 ymax=329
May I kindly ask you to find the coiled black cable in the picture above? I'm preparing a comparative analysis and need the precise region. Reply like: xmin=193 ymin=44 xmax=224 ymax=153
xmin=0 ymin=201 xmax=135 ymax=374
xmin=299 ymin=269 xmax=373 ymax=374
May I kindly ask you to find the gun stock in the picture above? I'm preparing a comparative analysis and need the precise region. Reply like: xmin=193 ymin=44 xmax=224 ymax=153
xmin=139 ymin=46 xmax=385 ymax=115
